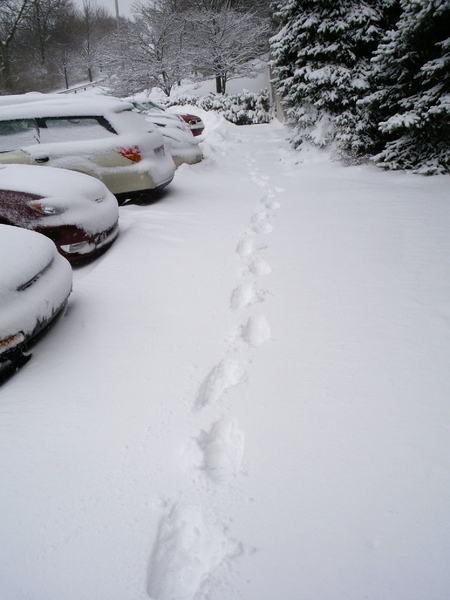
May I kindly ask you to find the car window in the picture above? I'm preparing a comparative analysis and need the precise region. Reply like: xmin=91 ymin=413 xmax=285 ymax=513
xmin=0 ymin=119 xmax=39 ymax=152
xmin=38 ymin=116 xmax=117 ymax=143
xmin=142 ymin=101 xmax=164 ymax=112
xmin=108 ymin=109 xmax=154 ymax=134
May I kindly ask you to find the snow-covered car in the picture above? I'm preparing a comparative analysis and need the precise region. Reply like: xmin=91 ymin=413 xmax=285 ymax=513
xmin=177 ymin=112 xmax=205 ymax=137
xmin=0 ymin=94 xmax=176 ymax=204
xmin=131 ymin=98 xmax=205 ymax=137
xmin=0 ymin=164 xmax=119 ymax=264
xmin=0 ymin=224 xmax=73 ymax=382
xmin=130 ymin=100 xmax=203 ymax=168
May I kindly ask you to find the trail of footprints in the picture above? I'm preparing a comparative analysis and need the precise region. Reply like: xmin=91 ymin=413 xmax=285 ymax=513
xmin=147 ymin=154 xmax=283 ymax=599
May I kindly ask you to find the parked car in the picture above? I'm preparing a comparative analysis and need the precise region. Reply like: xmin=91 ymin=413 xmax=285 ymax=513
xmin=177 ymin=112 xmax=205 ymax=137
xmin=129 ymin=100 xmax=203 ymax=168
xmin=131 ymin=98 xmax=205 ymax=137
xmin=0 ymin=164 xmax=119 ymax=264
xmin=0 ymin=94 xmax=176 ymax=204
xmin=0 ymin=224 xmax=73 ymax=382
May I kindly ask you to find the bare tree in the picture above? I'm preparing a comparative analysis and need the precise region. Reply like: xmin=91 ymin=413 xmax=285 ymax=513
xmin=47 ymin=3 xmax=83 ymax=89
xmin=187 ymin=7 xmax=270 ymax=93
xmin=105 ymin=0 xmax=189 ymax=96
xmin=23 ymin=0 xmax=72 ymax=66
xmin=77 ymin=0 xmax=115 ymax=82
xmin=0 ymin=0 xmax=31 ymax=92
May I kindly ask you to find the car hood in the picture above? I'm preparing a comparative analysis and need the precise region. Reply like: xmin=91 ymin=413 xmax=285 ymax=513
xmin=0 ymin=165 xmax=119 ymax=234
xmin=0 ymin=163 xmax=107 ymax=199
xmin=0 ymin=224 xmax=72 ymax=342
xmin=0 ymin=224 xmax=57 ymax=295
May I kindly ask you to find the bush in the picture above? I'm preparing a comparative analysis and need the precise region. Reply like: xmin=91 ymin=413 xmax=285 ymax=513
xmin=162 ymin=89 xmax=273 ymax=125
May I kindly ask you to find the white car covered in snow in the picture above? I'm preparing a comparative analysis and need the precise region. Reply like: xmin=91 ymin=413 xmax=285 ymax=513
xmin=129 ymin=99 xmax=203 ymax=168
xmin=0 ymin=164 xmax=119 ymax=263
xmin=0 ymin=94 xmax=176 ymax=204
xmin=0 ymin=224 xmax=73 ymax=382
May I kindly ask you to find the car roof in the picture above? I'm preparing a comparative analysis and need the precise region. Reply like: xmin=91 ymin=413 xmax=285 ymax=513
xmin=0 ymin=94 xmax=134 ymax=121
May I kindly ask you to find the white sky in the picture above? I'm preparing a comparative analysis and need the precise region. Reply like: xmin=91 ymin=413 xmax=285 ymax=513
xmin=73 ymin=0 xmax=134 ymax=18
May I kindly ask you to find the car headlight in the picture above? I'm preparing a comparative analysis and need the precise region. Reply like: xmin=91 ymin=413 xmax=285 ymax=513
xmin=60 ymin=241 xmax=91 ymax=254
xmin=28 ymin=200 xmax=65 ymax=215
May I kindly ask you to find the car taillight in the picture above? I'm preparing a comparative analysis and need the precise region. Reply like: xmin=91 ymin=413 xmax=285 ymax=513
xmin=117 ymin=146 xmax=142 ymax=162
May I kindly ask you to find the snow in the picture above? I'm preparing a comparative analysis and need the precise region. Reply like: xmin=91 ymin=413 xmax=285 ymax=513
xmin=1 ymin=110 xmax=450 ymax=600
xmin=0 ymin=225 xmax=73 ymax=340
xmin=0 ymin=94 xmax=134 ymax=119
xmin=0 ymin=164 xmax=118 ymax=234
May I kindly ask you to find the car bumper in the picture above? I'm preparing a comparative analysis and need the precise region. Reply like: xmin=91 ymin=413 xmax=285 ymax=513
xmin=59 ymin=221 xmax=119 ymax=262
xmin=0 ymin=252 xmax=72 ymax=381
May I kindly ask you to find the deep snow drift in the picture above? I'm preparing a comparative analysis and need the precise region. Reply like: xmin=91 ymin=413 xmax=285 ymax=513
xmin=1 ymin=111 xmax=449 ymax=600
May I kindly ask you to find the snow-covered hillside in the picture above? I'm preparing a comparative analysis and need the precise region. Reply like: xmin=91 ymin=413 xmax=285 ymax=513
xmin=1 ymin=112 xmax=449 ymax=600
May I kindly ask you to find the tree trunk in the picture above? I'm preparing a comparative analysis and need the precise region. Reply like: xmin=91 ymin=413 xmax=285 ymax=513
xmin=0 ymin=49 xmax=14 ymax=92
xmin=215 ymin=74 xmax=226 ymax=94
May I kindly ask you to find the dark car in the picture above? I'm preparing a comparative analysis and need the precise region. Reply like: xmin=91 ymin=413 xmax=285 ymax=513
xmin=178 ymin=112 xmax=205 ymax=137
xmin=0 ymin=164 xmax=119 ymax=263
xmin=0 ymin=224 xmax=73 ymax=382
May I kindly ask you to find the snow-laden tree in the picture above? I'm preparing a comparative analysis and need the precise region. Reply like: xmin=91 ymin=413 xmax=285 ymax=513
xmin=270 ymin=0 xmax=394 ymax=148
xmin=105 ymin=0 xmax=269 ymax=96
xmin=104 ymin=0 xmax=189 ymax=97
xmin=362 ymin=0 xmax=450 ymax=174
xmin=187 ymin=7 xmax=270 ymax=93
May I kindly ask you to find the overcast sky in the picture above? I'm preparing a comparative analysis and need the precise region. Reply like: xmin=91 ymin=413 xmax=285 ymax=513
xmin=73 ymin=0 xmax=134 ymax=18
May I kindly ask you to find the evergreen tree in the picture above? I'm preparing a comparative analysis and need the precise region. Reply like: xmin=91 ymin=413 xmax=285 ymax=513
xmin=270 ymin=0 xmax=394 ymax=148
xmin=362 ymin=0 xmax=450 ymax=174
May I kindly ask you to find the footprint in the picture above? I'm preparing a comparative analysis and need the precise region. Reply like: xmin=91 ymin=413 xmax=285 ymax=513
xmin=250 ymin=211 xmax=269 ymax=225
xmin=245 ymin=257 xmax=272 ymax=276
xmin=236 ymin=237 xmax=253 ymax=258
xmin=147 ymin=503 xmax=241 ymax=600
xmin=230 ymin=282 xmax=264 ymax=310
xmin=242 ymin=315 xmax=271 ymax=348
xmin=197 ymin=417 xmax=245 ymax=483
xmin=264 ymin=200 xmax=281 ymax=211
xmin=196 ymin=359 xmax=247 ymax=410
xmin=248 ymin=221 xmax=273 ymax=235
xmin=251 ymin=175 xmax=269 ymax=188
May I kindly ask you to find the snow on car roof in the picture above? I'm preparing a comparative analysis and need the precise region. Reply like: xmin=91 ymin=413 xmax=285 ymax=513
xmin=0 ymin=94 xmax=134 ymax=120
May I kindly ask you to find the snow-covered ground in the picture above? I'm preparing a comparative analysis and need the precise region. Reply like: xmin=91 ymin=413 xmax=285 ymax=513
xmin=1 ymin=111 xmax=450 ymax=600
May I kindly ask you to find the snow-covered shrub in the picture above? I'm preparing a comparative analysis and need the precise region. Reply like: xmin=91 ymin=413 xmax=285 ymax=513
xmin=162 ymin=90 xmax=273 ymax=125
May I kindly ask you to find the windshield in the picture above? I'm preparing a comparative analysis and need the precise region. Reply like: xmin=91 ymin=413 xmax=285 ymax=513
xmin=0 ymin=119 xmax=39 ymax=152
xmin=38 ymin=116 xmax=117 ymax=143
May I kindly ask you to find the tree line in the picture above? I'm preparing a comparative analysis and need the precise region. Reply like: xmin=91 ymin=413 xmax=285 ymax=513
xmin=0 ymin=0 xmax=116 ymax=93
xmin=270 ymin=0 xmax=450 ymax=174
xmin=0 ymin=0 xmax=271 ymax=95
